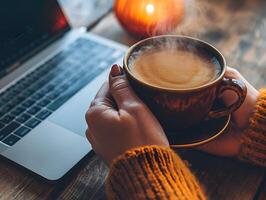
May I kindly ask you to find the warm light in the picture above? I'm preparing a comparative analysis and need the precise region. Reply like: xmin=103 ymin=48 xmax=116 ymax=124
xmin=146 ymin=4 xmax=155 ymax=14
xmin=114 ymin=0 xmax=185 ymax=38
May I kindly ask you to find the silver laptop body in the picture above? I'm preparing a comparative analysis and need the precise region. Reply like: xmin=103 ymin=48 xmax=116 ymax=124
xmin=0 ymin=0 xmax=126 ymax=181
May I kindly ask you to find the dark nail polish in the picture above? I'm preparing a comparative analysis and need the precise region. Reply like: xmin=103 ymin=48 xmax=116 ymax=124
xmin=111 ymin=64 xmax=122 ymax=77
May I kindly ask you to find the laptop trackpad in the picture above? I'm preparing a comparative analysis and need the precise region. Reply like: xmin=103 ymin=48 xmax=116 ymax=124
xmin=48 ymin=70 xmax=108 ymax=137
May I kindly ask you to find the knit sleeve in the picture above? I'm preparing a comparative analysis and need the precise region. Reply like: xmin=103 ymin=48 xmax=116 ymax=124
xmin=105 ymin=146 xmax=206 ymax=200
xmin=238 ymin=89 xmax=266 ymax=167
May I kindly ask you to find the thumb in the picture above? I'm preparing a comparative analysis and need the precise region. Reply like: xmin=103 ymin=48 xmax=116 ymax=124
xmin=109 ymin=64 xmax=141 ymax=108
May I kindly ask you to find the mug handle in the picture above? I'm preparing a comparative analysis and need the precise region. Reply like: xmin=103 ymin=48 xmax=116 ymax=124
xmin=208 ymin=78 xmax=247 ymax=119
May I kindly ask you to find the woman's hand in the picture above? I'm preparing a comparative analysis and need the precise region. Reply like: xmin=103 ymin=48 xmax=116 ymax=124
xmin=85 ymin=65 xmax=169 ymax=165
xmin=197 ymin=67 xmax=259 ymax=157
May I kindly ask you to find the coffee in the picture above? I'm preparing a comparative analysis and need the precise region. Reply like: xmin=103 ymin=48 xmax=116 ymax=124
xmin=124 ymin=36 xmax=247 ymax=132
xmin=129 ymin=48 xmax=220 ymax=89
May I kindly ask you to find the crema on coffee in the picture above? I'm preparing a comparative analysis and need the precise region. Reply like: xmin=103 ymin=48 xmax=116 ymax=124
xmin=129 ymin=48 xmax=220 ymax=89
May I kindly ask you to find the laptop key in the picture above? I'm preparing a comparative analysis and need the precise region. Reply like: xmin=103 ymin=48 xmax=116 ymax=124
xmin=37 ymin=99 xmax=51 ymax=107
xmin=27 ymin=106 xmax=42 ymax=115
xmin=17 ymin=113 xmax=31 ymax=123
xmin=47 ymin=91 xmax=60 ymax=100
xmin=0 ymin=121 xmax=20 ymax=140
xmin=9 ymin=98 xmax=23 ymax=106
xmin=54 ymin=87 xmax=65 ymax=94
xmin=0 ymin=122 xmax=4 ymax=129
xmin=16 ymin=95 xmax=26 ymax=103
xmin=27 ymin=86 xmax=39 ymax=94
xmin=25 ymin=118 xmax=41 ymax=128
xmin=42 ymin=84 xmax=56 ymax=93
xmin=0 ymin=111 xmax=5 ymax=117
xmin=0 ymin=100 xmax=4 ymax=107
xmin=14 ymin=126 xmax=31 ymax=137
xmin=47 ymin=82 xmax=84 ymax=111
xmin=3 ymin=134 xmax=20 ymax=146
xmin=36 ymin=109 xmax=52 ymax=120
xmin=0 ymin=114 xmax=15 ymax=124
xmin=51 ymin=75 xmax=64 ymax=84
xmin=0 ymin=104 xmax=15 ymax=114
xmin=3 ymin=91 xmax=16 ymax=99
xmin=21 ymin=90 xmax=33 ymax=97
xmin=22 ymin=99 xmax=35 ymax=107
xmin=31 ymin=92 xmax=45 ymax=100
xmin=38 ymin=89 xmax=49 ymax=96
xmin=1 ymin=95 xmax=12 ymax=102
xmin=11 ymin=106 xmax=26 ymax=116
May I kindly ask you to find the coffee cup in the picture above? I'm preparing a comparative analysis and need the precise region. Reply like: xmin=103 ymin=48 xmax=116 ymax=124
xmin=123 ymin=35 xmax=247 ymax=131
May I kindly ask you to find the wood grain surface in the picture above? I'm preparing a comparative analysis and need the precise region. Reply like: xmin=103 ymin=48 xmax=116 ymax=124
xmin=178 ymin=150 xmax=265 ymax=200
xmin=1 ymin=0 xmax=266 ymax=199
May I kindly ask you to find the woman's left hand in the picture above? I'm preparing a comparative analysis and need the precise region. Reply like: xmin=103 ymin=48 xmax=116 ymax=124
xmin=197 ymin=67 xmax=259 ymax=157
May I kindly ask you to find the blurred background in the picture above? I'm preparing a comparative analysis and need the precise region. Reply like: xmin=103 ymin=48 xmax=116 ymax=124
xmin=59 ymin=0 xmax=266 ymax=89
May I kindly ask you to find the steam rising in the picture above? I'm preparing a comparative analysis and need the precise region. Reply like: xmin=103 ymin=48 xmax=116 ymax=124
xmin=129 ymin=0 xmax=212 ymax=60
xmin=128 ymin=0 xmax=266 ymax=89
xmin=128 ymin=0 xmax=223 ymax=73
xmin=150 ymin=0 xmax=208 ymax=37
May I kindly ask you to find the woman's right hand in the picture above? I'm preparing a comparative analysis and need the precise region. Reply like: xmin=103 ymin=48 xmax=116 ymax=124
xmin=197 ymin=67 xmax=259 ymax=157
xmin=85 ymin=65 xmax=169 ymax=166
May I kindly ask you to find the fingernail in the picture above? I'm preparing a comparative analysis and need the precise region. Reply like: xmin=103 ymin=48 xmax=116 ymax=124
xmin=111 ymin=64 xmax=123 ymax=77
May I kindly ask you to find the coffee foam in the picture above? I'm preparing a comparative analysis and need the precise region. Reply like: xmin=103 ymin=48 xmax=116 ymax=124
xmin=128 ymin=43 xmax=221 ymax=89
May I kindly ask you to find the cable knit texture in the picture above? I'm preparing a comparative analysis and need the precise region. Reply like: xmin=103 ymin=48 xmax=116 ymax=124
xmin=238 ymin=89 xmax=266 ymax=167
xmin=106 ymin=146 xmax=206 ymax=200
xmin=106 ymin=89 xmax=266 ymax=199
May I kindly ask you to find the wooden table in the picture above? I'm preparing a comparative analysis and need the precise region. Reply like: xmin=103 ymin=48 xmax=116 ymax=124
xmin=1 ymin=0 xmax=266 ymax=199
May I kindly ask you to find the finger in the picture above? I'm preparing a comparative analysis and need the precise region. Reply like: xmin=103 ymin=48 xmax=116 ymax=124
xmin=86 ymin=83 xmax=119 ymax=125
xmin=225 ymin=66 xmax=242 ymax=79
xmin=224 ymin=66 xmax=256 ymax=94
xmin=222 ymin=67 xmax=242 ymax=109
xmin=225 ymin=67 xmax=257 ymax=92
xmin=85 ymin=129 xmax=95 ymax=145
xmin=108 ymin=64 xmax=141 ymax=109
xmin=95 ymin=82 xmax=111 ymax=100
xmin=90 ymin=82 xmax=117 ymax=110
xmin=222 ymin=67 xmax=259 ymax=128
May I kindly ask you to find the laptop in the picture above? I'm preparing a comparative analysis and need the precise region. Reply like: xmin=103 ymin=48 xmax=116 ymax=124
xmin=0 ymin=0 xmax=127 ymax=181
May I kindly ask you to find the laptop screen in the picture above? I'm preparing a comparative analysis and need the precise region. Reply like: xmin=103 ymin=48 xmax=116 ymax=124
xmin=0 ymin=0 xmax=70 ymax=78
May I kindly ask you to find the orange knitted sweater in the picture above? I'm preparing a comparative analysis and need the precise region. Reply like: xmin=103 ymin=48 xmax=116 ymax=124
xmin=106 ymin=89 xmax=266 ymax=200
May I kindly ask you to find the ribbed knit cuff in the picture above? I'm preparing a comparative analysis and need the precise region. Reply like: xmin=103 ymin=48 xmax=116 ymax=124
xmin=238 ymin=89 xmax=266 ymax=167
xmin=106 ymin=146 xmax=206 ymax=200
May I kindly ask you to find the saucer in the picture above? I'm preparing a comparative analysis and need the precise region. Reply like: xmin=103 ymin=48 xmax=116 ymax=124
xmin=167 ymin=114 xmax=231 ymax=148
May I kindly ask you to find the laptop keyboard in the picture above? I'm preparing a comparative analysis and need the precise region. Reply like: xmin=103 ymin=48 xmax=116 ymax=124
xmin=0 ymin=38 xmax=124 ymax=146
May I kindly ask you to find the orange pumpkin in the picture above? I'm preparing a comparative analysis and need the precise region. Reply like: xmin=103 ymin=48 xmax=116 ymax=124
xmin=114 ymin=0 xmax=184 ymax=38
